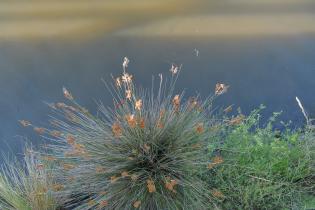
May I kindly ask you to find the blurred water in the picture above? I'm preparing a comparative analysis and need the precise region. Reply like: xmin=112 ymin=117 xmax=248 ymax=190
xmin=0 ymin=35 xmax=315 ymax=159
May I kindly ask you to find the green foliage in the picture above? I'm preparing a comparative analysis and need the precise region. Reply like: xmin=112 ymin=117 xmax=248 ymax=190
xmin=0 ymin=148 xmax=61 ymax=210
xmin=10 ymin=65 xmax=314 ymax=209
xmin=208 ymin=105 xmax=315 ymax=210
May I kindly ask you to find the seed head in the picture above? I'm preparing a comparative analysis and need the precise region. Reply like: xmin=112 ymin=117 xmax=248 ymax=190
xmin=112 ymin=122 xmax=123 ymax=138
xmin=229 ymin=114 xmax=245 ymax=125
xmin=165 ymin=177 xmax=178 ymax=193
xmin=121 ymin=171 xmax=129 ymax=177
xmin=133 ymin=200 xmax=141 ymax=208
xmin=63 ymin=87 xmax=74 ymax=100
xmin=122 ymin=73 xmax=133 ymax=84
xmin=208 ymin=156 xmax=224 ymax=169
xmin=126 ymin=114 xmax=137 ymax=128
xmin=50 ymin=130 xmax=62 ymax=137
xmin=19 ymin=120 xmax=31 ymax=127
xmin=66 ymin=135 xmax=75 ymax=145
xmin=96 ymin=166 xmax=106 ymax=174
xmin=34 ymin=127 xmax=45 ymax=134
xmin=170 ymin=64 xmax=179 ymax=75
xmin=63 ymin=163 xmax=75 ymax=170
xmin=215 ymin=83 xmax=229 ymax=96
xmin=51 ymin=184 xmax=64 ymax=192
xmin=116 ymin=77 xmax=122 ymax=88
xmin=146 ymin=179 xmax=156 ymax=193
xmin=125 ymin=89 xmax=132 ymax=100
xmin=196 ymin=123 xmax=204 ymax=134
xmin=99 ymin=200 xmax=108 ymax=208
xmin=173 ymin=95 xmax=180 ymax=111
xmin=110 ymin=176 xmax=119 ymax=183
xmin=224 ymin=105 xmax=233 ymax=113
xmin=122 ymin=57 xmax=130 ymax=70
xmin=135 ymin=99 xmax=142 ymax=111
xmin=139 ymin=117 xmax=145 ymax=129
xmin=212 ymin=189 xmax=224 ymax=199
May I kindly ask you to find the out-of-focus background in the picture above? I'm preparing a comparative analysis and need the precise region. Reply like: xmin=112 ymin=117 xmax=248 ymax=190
xmin=1 ymin=0 xmax=315 ymax=158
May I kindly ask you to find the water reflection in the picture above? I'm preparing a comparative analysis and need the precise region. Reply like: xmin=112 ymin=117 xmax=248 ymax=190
xmin=1 ymin=35 xmax=315 ymax=158
xmin=0 ymin=0 xmax=315 ymax=159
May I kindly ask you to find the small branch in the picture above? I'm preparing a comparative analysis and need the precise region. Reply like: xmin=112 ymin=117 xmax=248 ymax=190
xmin=296 ymin=96 xmax=309 ymax=125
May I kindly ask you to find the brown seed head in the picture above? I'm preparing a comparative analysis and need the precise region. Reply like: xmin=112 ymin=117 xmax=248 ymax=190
xmin=36 ymin=164 xmax=44 ymax=170
xmin=67 ymin=135 xmax=75 ymax=145
xmin=19 ymin=120 xmax=31 ymax=127
xmin=126 ymin=114 xmax=137 ymax=128
xmin=229 ymin=114 xmax=245 ymax=125
xmin=208 ymin=156 xmax=224 ymax=169
xmin=133 ymin=200 xmax=141 ymax=208
xmin=139 ymin=117 xmax=145 ymax=129
xmin=43 ymin=156 xmax=57 ymax=162
xmin=224 ymin=105 xmax=233 ymax=113
xmin=122 ymin=72 xmax=133 ymax=84
xmin=34 ymin=127 xmax=45 ymax=134
xmin=63 ymin=87 xmax=74 ymax=100
xmin=52 ymin=184 xmax=64 ymax=192
xmin=143 ymin=143 xmax=150 ymax=153
xmin=56 ymin=102 xmax=67 ymax=109
xmin=212 ymin=189 xmax=225 ymax=198
xmin=99 ymin=200 xmax=109 ymax=208
xmin=96 ymin=166 xmax=106 ymax=174
xmin=121 ymin=171 xmax=129 ymax=177
xmin=63 ymin=163 xmax=75 ymax=170
xmin=116 ymin=77 xmax=122 ymax=88
xmin=50 ymin=130 xmax=62 ymax=138
xmin=110 ymin=176 xmax=119 ymax=183
xmin=135 ymin=99 xmax=142 ymax=111
xmin=165 ymin=177 xmax=178 ymax=193
xmin=215 ymin=83 xmax=229 ymax=96
xmin=88 ymin=200 xmax=96 ymax=207
xmin=196 ymin=123 xmax=204 ymax=134
xmin=112 ymin=122 xmax=123 ymax=138
xmin=131 ymin=174 xmax=138 ymax=181
xmin=173 ymin=95 xmax=180 ymax=111
xmin=125 ymin=89 xmax=132 ymax=100
xmin=146 ymin=179 xmax=156 ymax=193
xmin=170 ymin=64 xmax=179 ymax=75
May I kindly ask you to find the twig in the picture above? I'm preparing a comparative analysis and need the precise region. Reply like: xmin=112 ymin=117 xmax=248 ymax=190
xmin=247 ymin=174 xmax=272 ymax=182
xmin=296 ymin=96 xmax=309 ymax=125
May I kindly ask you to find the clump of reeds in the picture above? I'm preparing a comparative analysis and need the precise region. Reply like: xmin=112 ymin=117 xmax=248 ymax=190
xmin=32 ymin=59 xmax=228 ymax=209
xmin=0 ymin=147 xmax=61 ymax=210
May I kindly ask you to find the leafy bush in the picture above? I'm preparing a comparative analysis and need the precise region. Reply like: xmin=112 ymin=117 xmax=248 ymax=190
xmin=208 ymin=105 xmax=315 ymax=210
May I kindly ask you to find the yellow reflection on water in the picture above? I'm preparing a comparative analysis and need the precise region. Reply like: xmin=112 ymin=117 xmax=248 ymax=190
xmin=0 ymin=0 xmax=201 ymax=39
xmin=0 ymin=0 xmax=315 ymax=39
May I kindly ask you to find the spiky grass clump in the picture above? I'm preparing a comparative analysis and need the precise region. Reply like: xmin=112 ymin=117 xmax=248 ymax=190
xmin=0 ymin=147 xmax=61 ymax=210
xmin=39 ymin=66 xmax=226 ymax=209
xmin=208 ymin=105 xmax=315 ymax=210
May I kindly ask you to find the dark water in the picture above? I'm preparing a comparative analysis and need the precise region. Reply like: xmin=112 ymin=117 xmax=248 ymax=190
xmin=1 ymin=35 xmax=315 ymax=159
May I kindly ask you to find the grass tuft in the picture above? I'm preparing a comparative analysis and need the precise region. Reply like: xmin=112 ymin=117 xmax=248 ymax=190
xmin=40 ymin=65 xmax=225 ymax=209
xmin=0 ymin=147 xmax=61 ymax=210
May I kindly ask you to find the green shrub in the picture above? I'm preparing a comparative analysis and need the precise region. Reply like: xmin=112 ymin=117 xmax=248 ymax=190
xmin=208 ymin=105 xmax=315 ymax=210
